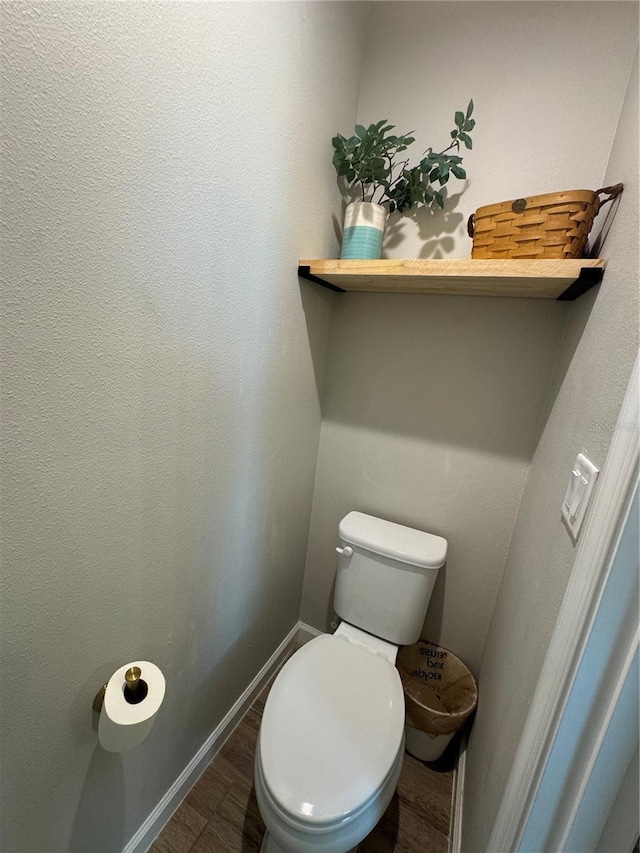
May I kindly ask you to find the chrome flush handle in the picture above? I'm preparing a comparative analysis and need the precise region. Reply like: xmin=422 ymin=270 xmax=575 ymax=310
xmin=335 ymin=546 xmax=353 ymax=557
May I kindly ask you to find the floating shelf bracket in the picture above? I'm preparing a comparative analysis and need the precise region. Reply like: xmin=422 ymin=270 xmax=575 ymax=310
xmin=298 ymin=266 xmax=345 ymax=293
xmin=556 ymin=266 xmax=606 ymax=301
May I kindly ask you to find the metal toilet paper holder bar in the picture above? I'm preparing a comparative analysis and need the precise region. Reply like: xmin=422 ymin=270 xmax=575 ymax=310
xmin=92 ymin=666 xmax=143 ymax=713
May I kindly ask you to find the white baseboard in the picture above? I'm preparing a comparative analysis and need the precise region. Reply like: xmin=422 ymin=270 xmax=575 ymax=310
xmin=123 ymin=621 xmax=300 ymax=853
xmin=297 ymin=621 xmax=324 ymax=645
xmin=449 ymin=733 xmax=467 ymax=853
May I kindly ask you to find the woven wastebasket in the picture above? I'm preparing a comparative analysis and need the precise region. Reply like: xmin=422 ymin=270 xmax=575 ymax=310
xmin=397 ymin=641 xmax=477 ymax=762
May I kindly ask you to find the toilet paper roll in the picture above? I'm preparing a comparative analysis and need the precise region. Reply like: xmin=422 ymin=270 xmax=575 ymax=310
xmin=98 ymin=660 xmax=166 ymax=753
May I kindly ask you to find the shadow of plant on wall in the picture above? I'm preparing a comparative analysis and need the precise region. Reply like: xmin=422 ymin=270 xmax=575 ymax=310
xmin=383 ymin=185 xmax=468 ymax=259
xmin=332 ymin=183 xmax=467 ymax=260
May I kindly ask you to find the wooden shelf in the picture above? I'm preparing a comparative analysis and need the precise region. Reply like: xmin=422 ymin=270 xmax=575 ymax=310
xmin=298 ymin=258 xmax=606 ymax=300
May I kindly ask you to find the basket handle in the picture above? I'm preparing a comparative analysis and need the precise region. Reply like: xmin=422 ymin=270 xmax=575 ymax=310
xmin=467 ymin=213 xmax=476 ymax=238
xmin=596 ymin=183 xmax=624 ymax=207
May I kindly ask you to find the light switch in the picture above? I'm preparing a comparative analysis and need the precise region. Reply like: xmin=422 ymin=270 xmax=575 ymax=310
xmin=562 ymin=453 xmax=599 ymax=540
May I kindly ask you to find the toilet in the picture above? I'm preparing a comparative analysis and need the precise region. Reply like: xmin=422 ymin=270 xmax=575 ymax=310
xmin=255 ymin=511 xmax=448 ymax=853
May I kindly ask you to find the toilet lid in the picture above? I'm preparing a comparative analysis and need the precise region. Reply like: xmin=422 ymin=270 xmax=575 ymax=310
xmin=259 ymin=634 xmax=405 ymax=826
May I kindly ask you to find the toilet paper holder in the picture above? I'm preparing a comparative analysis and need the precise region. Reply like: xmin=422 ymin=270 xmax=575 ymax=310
xmin=92 ymin=684 xmax=107 ymax=714
xmin=92 ymin=666 xmax=144 ymax=713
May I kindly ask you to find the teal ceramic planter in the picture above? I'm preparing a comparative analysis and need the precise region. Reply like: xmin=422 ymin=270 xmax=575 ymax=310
xmin=340 ymin=202 xmax=388 ymax=260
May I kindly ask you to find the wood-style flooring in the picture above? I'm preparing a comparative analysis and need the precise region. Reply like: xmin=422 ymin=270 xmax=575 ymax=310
xmin=150 ymin=658 xmax=454 ymax=853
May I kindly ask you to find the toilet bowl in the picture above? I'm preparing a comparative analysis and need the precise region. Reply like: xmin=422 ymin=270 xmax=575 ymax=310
xmin=254 ymin=511 xmax=448 ymax=853
xmin=255 ymin=628 xmax=405 ymax=853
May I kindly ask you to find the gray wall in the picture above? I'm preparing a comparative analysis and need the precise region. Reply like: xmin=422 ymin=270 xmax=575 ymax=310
xmin=357 ymin=1 xmax=639 ymax=261
xmin=462 ymin=50 xmax=639 ymax=853
xmin=300 ymin=294 xmax=567 ymax=671
xmin=300 ymin=1 xmax=639 ymax=673
xmin=0 ymin=3 xmax=364 ymax=850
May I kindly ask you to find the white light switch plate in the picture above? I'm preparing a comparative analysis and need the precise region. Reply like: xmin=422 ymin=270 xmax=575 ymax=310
xmin=562 ymin=452 xmax=599 ymax=540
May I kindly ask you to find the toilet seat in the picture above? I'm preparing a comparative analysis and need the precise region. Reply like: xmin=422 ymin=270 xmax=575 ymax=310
xmin=258 ymin=633 xmax=405 ymax=827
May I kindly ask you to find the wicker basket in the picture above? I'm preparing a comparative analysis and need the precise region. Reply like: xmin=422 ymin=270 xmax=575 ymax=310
xmin=467 ymin=184 xmax=623 ymax=259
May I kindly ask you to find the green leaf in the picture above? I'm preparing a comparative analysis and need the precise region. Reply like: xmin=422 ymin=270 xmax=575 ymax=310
xmin=466 ymin=99 xmax=474 ymax=118
xmin=332 ymin=113 xmax=472 ymax=211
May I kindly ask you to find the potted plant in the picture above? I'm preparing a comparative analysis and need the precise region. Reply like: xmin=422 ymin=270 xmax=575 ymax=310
xmin=332 ymin=101 xmax=475 ymax=259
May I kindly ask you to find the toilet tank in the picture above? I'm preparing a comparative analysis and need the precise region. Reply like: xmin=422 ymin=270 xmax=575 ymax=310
xmin=334 ymin=512 xmax=448 ymax=646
